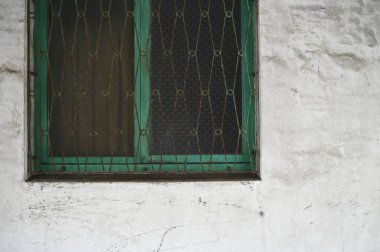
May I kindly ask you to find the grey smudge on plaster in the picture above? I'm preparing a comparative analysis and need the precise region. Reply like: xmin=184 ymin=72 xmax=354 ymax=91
xmin=290 ymin=88 xmax=298 ymax=94
xmin=198 ymin=197 xmax=207 ymax=206
xmin=293 ymin=48 xmax=309 ymax=63
xmin=303 ymin=204 xmax=312 ymax=210
xmin=363 ymin=27 xmax=378 ymax=47
xmin=240 ymin=181 xmax=255 ymax=191
xmin=27 ymin=196 xmax=121 ymax=219
xmin=290 ymin=5 xmax=326 ymax=12
xmin=326 ymin=52 xmax=366 ymax=70
xmin=224 ymin=203 xmax=256 ymax=213
xmin=240 ymin=181 xmax=250 ymax=185
xmin=364 ymin=72 xmax=371 ymax=86
xmin=357 ymin=0 xmax=364 ymax=7
xmin=0 ymin=64 xmax=21 ymax=74
xmin=348 ymin=17 xmax=361 ymax=26
xmin=262 ymin=55 xmax=289 ymax=68
xmin=289 ymin=4 xmax=343 ymax=22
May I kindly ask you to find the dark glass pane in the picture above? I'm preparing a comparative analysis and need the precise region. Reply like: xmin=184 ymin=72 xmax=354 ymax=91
xmin=149 ymin=0 xmax=242 ymax=155
xmin=48 ymin=0 xmax=134 ymax=156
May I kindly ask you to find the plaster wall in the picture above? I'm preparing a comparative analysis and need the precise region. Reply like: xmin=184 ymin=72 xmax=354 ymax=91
xmin=0 ymin=0 xmax=379 ymax=251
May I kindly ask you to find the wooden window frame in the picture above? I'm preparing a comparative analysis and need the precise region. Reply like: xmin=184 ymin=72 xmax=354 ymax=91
xmin=29 ymin=0 xmax=259 ymax=180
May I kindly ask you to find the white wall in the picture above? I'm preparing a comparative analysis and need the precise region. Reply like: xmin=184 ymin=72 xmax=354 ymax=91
xmin=1 ymin=0 xmax=380 ymax=251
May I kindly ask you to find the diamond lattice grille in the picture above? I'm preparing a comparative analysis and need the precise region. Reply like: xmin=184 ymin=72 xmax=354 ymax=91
xmin=149 ymin=0 xmax=242 ymax=155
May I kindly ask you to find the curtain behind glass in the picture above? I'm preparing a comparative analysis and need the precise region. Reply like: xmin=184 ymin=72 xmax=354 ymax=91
xmin=48 ymin=0 xmax=134 ymax=157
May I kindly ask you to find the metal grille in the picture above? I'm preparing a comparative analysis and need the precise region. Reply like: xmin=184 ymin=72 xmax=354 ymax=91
xmin=29 ymin=0 xmax=258 ymax=175
xmin=149 ymin=0 xmax=242 ymax=155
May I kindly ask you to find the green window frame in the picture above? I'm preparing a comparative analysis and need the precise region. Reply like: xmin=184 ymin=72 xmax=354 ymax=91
xmin=29 ymin=0 xmax=259 ymax=179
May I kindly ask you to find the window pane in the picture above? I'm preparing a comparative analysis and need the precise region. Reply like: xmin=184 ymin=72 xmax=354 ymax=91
xmin=149 ymin=0 xmax=242 ymax=155
xmin=48 ymin=0 xmax=134 ymax=156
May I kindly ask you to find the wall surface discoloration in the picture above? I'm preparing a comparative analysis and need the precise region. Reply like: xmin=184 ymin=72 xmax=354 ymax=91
xmin=1 ymin=0 xmax=380 ymax=251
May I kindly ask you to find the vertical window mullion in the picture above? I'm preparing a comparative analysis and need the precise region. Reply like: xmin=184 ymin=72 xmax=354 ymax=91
xmin=134 ymin=0 xmax=151 ymax=164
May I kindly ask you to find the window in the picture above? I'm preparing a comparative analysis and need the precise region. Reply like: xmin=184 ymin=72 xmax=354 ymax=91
xmin=28 ymin=0 xmax=259 ymax=179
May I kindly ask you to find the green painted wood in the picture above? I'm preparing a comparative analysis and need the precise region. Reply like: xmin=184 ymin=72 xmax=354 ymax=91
xmin=248 ymin=0 xmax=257 ymax=170
xmin=33 ymin=0 xmax=41 ymax=166
xmin=37 ymin=162 xmax=253 ymax=173
xmin=150 ymin=154 xmax=246 ymax=163
xmin=241 ymin=0 xmax=256 ymax=169
xmin=134 ymin=0 xmax=151 ymax=165
xmin=39 ymin=0 xmax=48 ymax=163
xmin=41 ymin=154 xmax=246 ymax=164
xmin=134 ymin=0 xmax=141 ymax=165
xmin=33 ymin=0 xmax=48 ymax=165
xmin=250 ymin=0 xmax=257 ymax=170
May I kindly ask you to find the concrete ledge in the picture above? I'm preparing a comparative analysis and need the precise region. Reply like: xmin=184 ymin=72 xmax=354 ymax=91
xmin=26 ymin=171 xmax=261 ymax=182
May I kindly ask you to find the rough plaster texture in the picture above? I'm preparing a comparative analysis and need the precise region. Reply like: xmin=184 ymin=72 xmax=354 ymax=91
xmin=0 ymin=0 xmax=380 ymax=251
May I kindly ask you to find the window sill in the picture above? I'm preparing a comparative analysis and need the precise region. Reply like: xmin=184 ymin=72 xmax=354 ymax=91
xmin=26 ymin=171 xmax=260 ymax=182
